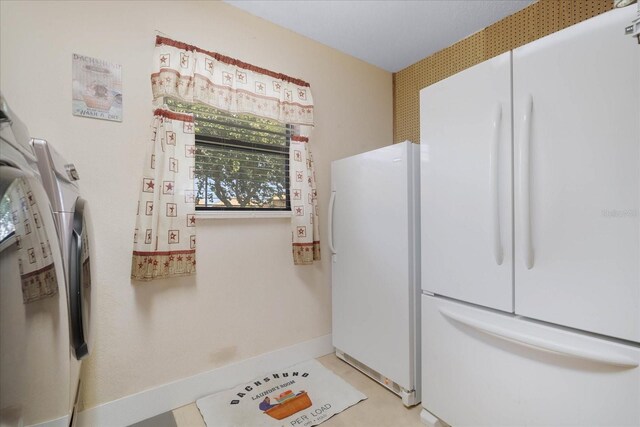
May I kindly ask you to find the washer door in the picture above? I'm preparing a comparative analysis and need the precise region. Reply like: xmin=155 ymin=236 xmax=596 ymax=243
xmin=0 ymin=165 xmax=71 ymax=425
xmin=69 ymin=197 xmax=93 ymax=360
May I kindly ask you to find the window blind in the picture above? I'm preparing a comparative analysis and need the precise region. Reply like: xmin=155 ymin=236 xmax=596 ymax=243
xmin=166 ymin=99 xmax=291 ymax=210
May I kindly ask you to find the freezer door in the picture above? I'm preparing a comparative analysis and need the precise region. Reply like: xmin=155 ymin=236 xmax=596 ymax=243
xmin=420 ymin=52 xmax=513 ymax=312
xmin=513 ymin=7 xmax=640 ymax=342
xmin=422 ymin=295 xmax=640 ymax=427
xmin=331 ymin=142 xmax=419 ymax=392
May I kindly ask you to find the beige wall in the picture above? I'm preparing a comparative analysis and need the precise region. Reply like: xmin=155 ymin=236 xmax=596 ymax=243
xmin=0 ymin=0 xmax=392 ymax=408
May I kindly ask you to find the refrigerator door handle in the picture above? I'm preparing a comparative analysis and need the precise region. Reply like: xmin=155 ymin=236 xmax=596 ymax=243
xmin=328 ymin=190 xmax=337 ymax=255
xmin=491 ymin=104 xmax=504 ymax=265
xmin=439 ymin=306 xmax=638 ymax=368
xmin=520 ymin=95 xmax=534 ymax=270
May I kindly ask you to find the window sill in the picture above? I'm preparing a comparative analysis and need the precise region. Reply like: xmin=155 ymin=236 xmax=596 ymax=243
xmin=196 ymin=210 xmax=291 ymax=220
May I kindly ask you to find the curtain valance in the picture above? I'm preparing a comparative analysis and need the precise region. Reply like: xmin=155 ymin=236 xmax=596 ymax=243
xmin=152 ymin=36 xmax=314 ymax=126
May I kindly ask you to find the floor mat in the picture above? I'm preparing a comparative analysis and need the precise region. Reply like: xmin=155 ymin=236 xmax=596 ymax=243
xmin=196 ymin=359 xmax=366 ymax=427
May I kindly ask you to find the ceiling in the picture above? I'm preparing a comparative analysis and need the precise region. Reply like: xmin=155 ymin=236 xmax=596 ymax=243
xmin=224 ymin=0 xmax=534 ymax=73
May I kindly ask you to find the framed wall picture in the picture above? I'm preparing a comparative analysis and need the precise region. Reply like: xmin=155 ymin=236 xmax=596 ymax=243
xmin=72 ymin=54 xmax=122 ymax=122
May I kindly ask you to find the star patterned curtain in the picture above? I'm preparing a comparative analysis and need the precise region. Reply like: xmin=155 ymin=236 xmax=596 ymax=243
xmin=143 ymin=35 xmax=320 ymax=266
xmin=131 ymin=109 xmax=197 ymax=280
xmin=5 ymin=176 xmax=59 ymax=302
xmin=290 ymin=129 xmax=320 ymax=264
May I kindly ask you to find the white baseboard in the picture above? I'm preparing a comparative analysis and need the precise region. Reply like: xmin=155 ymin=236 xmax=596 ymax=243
xmin=77 ymin=334 xmax=333 ymax=427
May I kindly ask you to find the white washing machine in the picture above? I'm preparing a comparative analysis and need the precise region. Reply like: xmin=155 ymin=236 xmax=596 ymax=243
xmin=0 ymin=94 xmax=93 ymax=427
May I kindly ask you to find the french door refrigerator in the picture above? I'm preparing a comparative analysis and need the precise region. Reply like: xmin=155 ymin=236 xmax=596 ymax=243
xmin=420 ymin=7 xmax=639 ymax=427
xmin=330 ymin=141 xmax=421 ymax=406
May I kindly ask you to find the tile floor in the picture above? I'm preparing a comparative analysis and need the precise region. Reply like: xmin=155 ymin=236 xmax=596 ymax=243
xmin=167 ymin=353 xmax=424 ymax=427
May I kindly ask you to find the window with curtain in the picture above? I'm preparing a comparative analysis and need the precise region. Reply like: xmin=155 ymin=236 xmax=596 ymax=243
xmin=132 ymin=35 xmax=321 ymax=274
xmin=166 ymin=99 xmax=292 ymax=211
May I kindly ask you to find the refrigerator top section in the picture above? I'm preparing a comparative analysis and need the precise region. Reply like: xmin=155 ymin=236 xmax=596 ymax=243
xmin=332 ymin=140 xmax=414 ymax=165
xmin=331 ymin=141 xmax=417 ymax=191
xmin=419 ymin=51 xmax=514 ymax=312
xmin=511 ymin=5 xmax=639 ymax=343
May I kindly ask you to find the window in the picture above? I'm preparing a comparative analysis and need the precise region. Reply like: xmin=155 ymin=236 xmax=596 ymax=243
xmin=0 ymin=191 xmax=14 ymax=244
xmin=166 ymin=99 xmax=291 ymax=211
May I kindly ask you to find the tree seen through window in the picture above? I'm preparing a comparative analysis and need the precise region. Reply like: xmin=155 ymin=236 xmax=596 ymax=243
xmin=166 ymin=98 xmax=290 ymax=210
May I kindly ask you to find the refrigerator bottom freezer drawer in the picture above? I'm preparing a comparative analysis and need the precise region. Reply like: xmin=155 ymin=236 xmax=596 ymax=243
xmin=421 ymin=295 xmax=640 ymax=427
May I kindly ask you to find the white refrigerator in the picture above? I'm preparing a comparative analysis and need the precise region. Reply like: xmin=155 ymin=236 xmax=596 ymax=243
xmin=330 ymin=141 xmax=421 ymax=407
xmin=420 ymin=7 xmax=639 ymax=427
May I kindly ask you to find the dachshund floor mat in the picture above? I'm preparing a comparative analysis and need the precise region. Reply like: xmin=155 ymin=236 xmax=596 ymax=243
xmin=196 ymin=359 xmax=366 ymax=427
